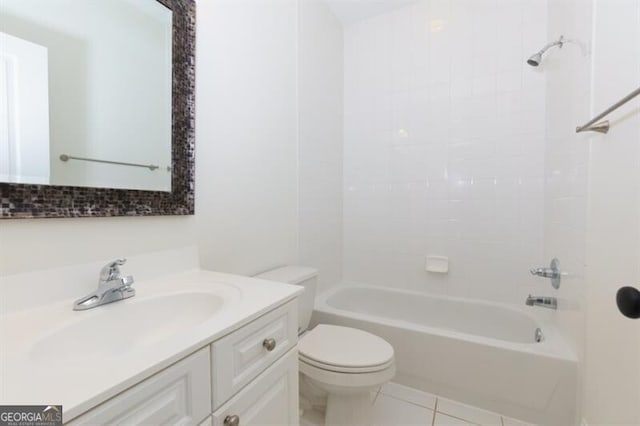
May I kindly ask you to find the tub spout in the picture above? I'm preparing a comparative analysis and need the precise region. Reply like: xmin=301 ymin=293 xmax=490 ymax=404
xmin=526 ymin=295 xmax=557 ymax=310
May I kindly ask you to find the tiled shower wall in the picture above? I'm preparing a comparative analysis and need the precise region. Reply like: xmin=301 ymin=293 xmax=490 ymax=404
xmin=342 ymin=0 xmax=549 ymax=304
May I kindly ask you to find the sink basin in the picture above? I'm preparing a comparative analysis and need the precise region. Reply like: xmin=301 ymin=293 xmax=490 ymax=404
xmin=30 ymin=292 xmax=225 ymax=365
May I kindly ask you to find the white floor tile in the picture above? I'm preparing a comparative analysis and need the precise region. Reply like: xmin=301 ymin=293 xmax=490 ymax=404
xmin=372 ymin=393 xmax=434 ymax=426
xmin=502 ymin=417 xmax=534 ymax=426
xmin=436 ymin=398 xmax=502 ymax=426
xmin=434 ymin=413 xmax=474 ymax=426
xmin=371 ymin=386 xmax=382 ymax=404
xmin=298 ymin=384 xmax=537 ymax=426
xmin=380 ymin=382 xmax=437 ymax=409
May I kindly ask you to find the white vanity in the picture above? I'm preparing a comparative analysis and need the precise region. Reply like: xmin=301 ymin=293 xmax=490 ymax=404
xmin=0 ymin=249 xmax=303 ymax=425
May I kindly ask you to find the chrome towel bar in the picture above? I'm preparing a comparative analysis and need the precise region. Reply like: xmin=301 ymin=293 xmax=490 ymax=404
xmin=576 ymin=86 xmax=640 ymax=134
xmin=59 ymin=154 xmax=160 ymax=171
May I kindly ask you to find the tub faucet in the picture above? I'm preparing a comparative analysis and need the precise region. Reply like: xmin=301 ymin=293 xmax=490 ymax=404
xmin=525 ymin=295 xmax=557 ymax=310
xmin=73 ymin=259 xmax=135 ymax=311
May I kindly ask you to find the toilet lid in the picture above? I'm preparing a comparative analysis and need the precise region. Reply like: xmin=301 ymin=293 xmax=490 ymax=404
xmin=299 ymin=324 xmax=394 ymax=371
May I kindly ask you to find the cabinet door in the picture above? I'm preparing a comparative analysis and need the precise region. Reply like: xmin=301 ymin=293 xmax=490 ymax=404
xmin=212 ymin=348 xmax=299 ymax=426
xmin=198 ymin=416 xmax=212 ymax=426
xmin=69 ymin=348 xmax=211 ymax=426
xmin=211 ymin=301 xmax=298 ymax=409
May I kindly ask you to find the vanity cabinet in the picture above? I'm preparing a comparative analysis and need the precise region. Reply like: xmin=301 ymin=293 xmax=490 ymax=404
xmin=69 ymin=348 xmax=212 ymax=425
xmin=68 ymin=300 xmax=299 ymax=426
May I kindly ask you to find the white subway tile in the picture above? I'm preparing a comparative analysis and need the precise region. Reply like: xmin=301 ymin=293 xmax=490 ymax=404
xmin=342 ymin=0 xmax=547 ymax=306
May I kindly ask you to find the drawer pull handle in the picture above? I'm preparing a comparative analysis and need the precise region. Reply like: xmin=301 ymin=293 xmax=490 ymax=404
xmin=263 ymin=338 xmax=276 ymax=351
xmin=224 ymin=415 xmax=240 ymax=426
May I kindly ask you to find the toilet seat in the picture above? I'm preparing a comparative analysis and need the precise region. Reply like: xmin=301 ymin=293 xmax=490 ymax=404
xmin=298 ymin=324 xmax=394 ymax=373
xmin=299 ymin=353 xmax=394 ymax=373
xmin=300 ymin=355 xmax=396 ymax=389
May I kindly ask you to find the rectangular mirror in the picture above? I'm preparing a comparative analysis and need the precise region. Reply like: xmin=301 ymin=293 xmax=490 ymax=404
xmin=0 ymin=0 xmax=195 ymax=218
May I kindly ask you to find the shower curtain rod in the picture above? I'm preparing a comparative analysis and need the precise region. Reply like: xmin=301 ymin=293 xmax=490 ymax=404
xmin=576 ymin=86 xmax=640 ymax=134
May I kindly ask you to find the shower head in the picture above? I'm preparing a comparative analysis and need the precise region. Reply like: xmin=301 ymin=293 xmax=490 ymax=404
xmin=526 ymin=36 xmax=564 ymax=67
xmin=527 ymin=52 xmax=543 ymax=67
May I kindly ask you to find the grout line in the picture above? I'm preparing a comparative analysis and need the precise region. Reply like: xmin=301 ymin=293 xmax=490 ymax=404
xmin=380 ymin=392 xmax=437 ymax=411
xmin=432 ymin=398 xmax=438 ymax=426
xmin=313 ymin=383 xmax=517 ymax=426
xmin=378 ymin=383 xmax=438 ymax=411
xmin=435 ymin=399 xmax=501 ymax=426
xmin=434 ymin=410 xmax=484 ymax=426
xmin=371 ymin=386 xmax=382 ymax=405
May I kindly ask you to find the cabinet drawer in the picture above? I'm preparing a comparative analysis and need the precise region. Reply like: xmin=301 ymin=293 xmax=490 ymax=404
xmin=211 ymin=301 xmax=297 ymax=409
xmin=69 ymin=347 xmax=211 ymax=426
xmin=212 ymin=348 xmax=299 ymax=426
xmin=199 ymin=416 xmax=212 ymax=426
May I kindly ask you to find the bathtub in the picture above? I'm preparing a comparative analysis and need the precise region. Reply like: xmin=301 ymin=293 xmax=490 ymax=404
xmin=311 ymin=284 xmax=577 ymax=426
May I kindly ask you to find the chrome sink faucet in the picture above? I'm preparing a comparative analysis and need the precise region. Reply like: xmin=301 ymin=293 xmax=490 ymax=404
xmin=73 ymin=259 xmax=135 ymax=311
xmin=525 ymin=295 xmax=557 ymax=310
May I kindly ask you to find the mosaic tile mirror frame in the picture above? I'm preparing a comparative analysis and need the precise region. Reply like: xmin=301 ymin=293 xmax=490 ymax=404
xmin=0 ymin=0 xmax=195 ymax=219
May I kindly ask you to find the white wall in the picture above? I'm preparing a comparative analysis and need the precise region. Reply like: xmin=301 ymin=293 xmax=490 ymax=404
xmin=1 ymin=0 xmax=302 ymax=280
xmin=342 ymin=0 xmax=548 ymax=304
xmin=195 ymin=0 xmax=300 ymax=276
xmin=546 ymin=0 xmax=640 ymax=424
xmin=0 ymin=216 xmax=197 ymax=276
xmin=583 ymin=0 xmax=640 ymax=423
xmin=544 ymin=0 xmax=592 ymax=419
xmin=298 ymin=0 xmax=344 ymax=293
xmin=324 ymin=0 xmax=417 ymax=24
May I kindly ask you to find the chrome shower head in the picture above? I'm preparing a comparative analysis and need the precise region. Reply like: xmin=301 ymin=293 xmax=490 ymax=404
xmin=526 ymin=36 xmax=564 ymax=67
xmin=527 ymin=52 xmax=543 ymax=67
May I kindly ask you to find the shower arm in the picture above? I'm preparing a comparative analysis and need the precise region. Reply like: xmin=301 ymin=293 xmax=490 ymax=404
xmin=537 ymin=36 xmax=565 ymax=56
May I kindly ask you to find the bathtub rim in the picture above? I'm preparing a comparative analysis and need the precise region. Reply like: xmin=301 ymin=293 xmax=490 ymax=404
xmin=314 ymin=283 xmax=577 ymax=363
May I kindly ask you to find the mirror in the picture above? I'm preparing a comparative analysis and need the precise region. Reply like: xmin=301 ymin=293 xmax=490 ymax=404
xmin=0 ymin=0 xmax=195 ymax=218
xmin=1 ymin=0 xmax=172 ymax=191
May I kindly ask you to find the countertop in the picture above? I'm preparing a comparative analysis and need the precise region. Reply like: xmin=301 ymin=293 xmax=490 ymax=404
xmin=0 ymin=268 xmax=302 ymax=422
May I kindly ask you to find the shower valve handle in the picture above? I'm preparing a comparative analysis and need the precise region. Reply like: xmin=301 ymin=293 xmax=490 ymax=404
xmin=530 ymin=268 xmax=559 ymax=279
xmin=530 ymin=258 xmax=562 ymax=289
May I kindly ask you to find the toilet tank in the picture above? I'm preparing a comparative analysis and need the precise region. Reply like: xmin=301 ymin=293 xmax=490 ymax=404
xmin=254 ymin=266 xmax=318 ymax=334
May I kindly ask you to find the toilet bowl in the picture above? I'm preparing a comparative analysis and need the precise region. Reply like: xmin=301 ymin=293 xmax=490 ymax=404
xmin=254 ymin=266 xmax=395 ymax=425
xmin=299 ymin=324 xmax=395 ymax=425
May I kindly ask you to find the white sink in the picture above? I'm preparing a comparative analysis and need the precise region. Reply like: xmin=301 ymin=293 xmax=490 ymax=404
xmin=29 ymin=291 xmax=226 ymax=365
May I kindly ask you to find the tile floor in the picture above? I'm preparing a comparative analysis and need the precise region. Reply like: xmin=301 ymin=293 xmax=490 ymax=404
xmin=301 ymin=382 xmax=535 ymax=426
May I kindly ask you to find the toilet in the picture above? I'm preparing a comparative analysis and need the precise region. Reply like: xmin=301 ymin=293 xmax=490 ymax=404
xmin=254 ymin=266 xmax=395 ymax=425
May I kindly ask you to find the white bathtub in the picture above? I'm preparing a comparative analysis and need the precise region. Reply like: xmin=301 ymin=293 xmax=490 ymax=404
xmin=311 ymin=284 xmax=577 ymax=426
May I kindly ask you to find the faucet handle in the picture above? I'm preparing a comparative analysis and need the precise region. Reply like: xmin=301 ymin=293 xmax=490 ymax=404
xmin=530 ymin=258 xmax=561 ymax=289
xmin=100 ymin=258 xmax=127 ymax=283
xmin=120 ymin=275 xmax=134 ymax=288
